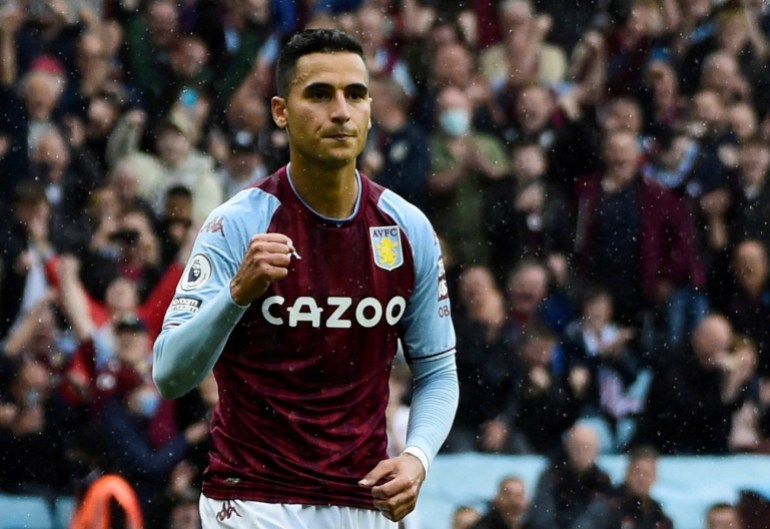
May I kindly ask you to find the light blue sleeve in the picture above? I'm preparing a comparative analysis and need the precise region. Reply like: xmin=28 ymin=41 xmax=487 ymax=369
xmin=152 ymin=190 xmax=280 ymax=398
xmin=378 ymin=191 xmax=459 ymax=464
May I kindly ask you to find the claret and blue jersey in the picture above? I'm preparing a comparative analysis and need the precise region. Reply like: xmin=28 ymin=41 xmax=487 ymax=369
xmin=154 ymin=165 xmax=456 ymax=509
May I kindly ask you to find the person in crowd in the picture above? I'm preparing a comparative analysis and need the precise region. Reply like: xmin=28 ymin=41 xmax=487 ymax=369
xmin=453 ymin=505 xmax=482 ymax=529
xmin=705 ymin=502 xmax=744 ymax=529
xmin=363 ymin=77 xmax=431 ymax=212
xmin=444 ymin=265 xmax=514 ymax=453
xmin=486 ymin=321 xmax=590 ymax=456
xmin=563 ymin=286 xmax=647 ymax=452
xmin=0 ymin=183 xmax=57 ymax=342
xmin=110 ymin=108 xmax=223 ymax=223
xmin=426 ymin=85 xmax=508 ymax=269
xmin=484 ymin=141 xmax=573 ymax=285
xmin=0 ymin=357 xmax=76 ymax=495
xmin=478 ymin=0 xmax=566 ymax=92
xmin=603 ymin=445 xmax=674 ymax=529
xmin=216 ymin=130 xmax=268 ymax=200
xmin=726 ymin=334 xmax=770 ymax=454
xmin=722 ymin=240 xmax=770 ymax=376
xmin=574 ymin=128 xmax=707 ymax=351
xmin=471 ymin=475 xmax=532 ymax=529
xmin=635 ymin=314 xmax=751 ymax=454
xmin=527 ymin=422 xmax=613 ymax=529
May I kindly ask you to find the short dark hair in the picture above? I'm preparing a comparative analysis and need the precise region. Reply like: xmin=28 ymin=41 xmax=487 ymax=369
xmin=275 ymin=29 xmax=365 ymax=97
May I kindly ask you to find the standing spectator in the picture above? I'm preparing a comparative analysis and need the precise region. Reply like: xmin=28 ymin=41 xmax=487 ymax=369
xmin=635 ymin=314 xmax=750 ymax=454
xmin=484 ymin=141 xmax=573 ymax=285
xmin=527 ymin=423 xmax=613 ymax=529
xmin=363 ymin=77 xmax=431 ymax=212
xmin=111 ymin=109 xmax=223 ymax=223
xmin=216 ymin=131 xmax=268 ymax=200
xmin=563 ymin=286 xmax=646 ymax=452
xmin=574 ymin=129 xmax=706 ymax=345
xmin=727 ymin=139 xmax=770 ymax=253
xmin=478 ymin=0 xmax=566 ymax=92
xmin=122 ymin=0 xmax=180 ymax=106
xmin=486 ymin=321 xmax=590 ymax=456
xmin=722 ymin=240 xmax=770 ymax=376
xmin=0 ymin=358 xmax=75 ymax=495
xmin=427 ymin=85 xmax=508 ymax=270
xmin=445 ymin=265 xmax=513 ymax=453
xmin=471 ymin=475 xmax=532 ymax=529
xmin=0 ymin=183 xmax=56 ymax=342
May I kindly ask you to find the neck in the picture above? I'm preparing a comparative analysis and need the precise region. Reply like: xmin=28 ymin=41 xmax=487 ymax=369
xmin=289 ymin=161 xmax=359 ymax=219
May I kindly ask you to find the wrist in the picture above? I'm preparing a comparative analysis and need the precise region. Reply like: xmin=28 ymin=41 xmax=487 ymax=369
xmin=401 ymin=446 xmax=429 ymax=477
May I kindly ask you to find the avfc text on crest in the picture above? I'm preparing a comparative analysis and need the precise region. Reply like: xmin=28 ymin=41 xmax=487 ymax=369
xmin=370 ymin=226 xmax=403 ymax=271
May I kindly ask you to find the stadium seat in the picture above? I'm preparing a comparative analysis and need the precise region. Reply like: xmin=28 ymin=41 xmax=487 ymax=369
xmin=52 ymin=496 xmax=77 ymax=529
xmin=0 ymin=494 xmax=53 ymax=529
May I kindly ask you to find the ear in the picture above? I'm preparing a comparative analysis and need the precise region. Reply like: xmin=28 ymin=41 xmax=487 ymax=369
xmin=271 ymin=96 xmax=288 ymax=129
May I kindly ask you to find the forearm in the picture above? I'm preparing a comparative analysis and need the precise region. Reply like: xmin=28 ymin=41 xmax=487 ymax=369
xmin=404 ymin=354 xmax=458 ymax=471
xmin=153 ymin=287 xmax=248 ymax=398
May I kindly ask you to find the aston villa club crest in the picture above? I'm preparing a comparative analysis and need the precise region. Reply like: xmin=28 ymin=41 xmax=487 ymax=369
xmin=370 ymin=226 xmax=403 ymax=271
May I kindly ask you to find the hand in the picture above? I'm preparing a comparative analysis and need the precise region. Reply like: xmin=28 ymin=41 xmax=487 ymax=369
xmin=229 ymin=233 xmax=296 ymax=305
xmin=183 ymin=420 xmax=209 ymax=445
xmin=358 ymin=453 xmax=425 ymax=522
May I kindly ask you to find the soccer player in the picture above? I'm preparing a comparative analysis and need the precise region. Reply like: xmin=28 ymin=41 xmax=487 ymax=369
xmin=152 ymin=28 xmax=459 ymax=528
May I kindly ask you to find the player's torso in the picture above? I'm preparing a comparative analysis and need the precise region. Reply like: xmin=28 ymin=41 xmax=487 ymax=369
xmin=205 ymin=170 xmax=416 ymax=506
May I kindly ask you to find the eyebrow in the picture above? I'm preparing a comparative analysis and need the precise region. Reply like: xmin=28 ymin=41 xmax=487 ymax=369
xmin=303 ymin=82 xmax=369 ymax=94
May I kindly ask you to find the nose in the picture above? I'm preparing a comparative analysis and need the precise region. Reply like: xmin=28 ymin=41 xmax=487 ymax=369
xmin=330 ymin=91 xmax=351 ymax=123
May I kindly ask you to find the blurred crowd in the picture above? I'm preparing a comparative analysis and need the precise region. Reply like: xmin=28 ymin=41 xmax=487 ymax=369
xmin=2 ymin=0 xmax=770 ymax=527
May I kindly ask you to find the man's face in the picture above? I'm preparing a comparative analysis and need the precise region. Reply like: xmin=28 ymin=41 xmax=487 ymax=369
xmin=625 ymin=457 xmax=656 ymax=498
xmin=708 ymin=508 xmax=742 ymax=529
xmin=272 ymin=52 xmax=371 ymax=170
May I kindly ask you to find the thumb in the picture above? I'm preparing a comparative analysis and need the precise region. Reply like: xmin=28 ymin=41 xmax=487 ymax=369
xmin=358 ymin=460 xmax=391 ymax=488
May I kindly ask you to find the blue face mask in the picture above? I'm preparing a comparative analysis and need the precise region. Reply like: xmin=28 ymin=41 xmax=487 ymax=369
xmin=138 ymin=392 xmax=161 ymax=418
xmin=439 ymin=108 xmax=471 ymax=137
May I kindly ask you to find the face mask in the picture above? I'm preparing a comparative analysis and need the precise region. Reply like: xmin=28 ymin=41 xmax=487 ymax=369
xmin=137 ymin=392 xmax=161 ymax=418
xmin=439 ymin=108 xmax=471 ymax=137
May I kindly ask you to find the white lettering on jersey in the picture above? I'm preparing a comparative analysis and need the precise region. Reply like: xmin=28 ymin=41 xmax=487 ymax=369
xmin=287 ymin=297 xmax=323 ymax=327
xmin=260 ymin=296 xmax=407 ymax=328
xmin=327 ymin=297 xmax=353 ymax=328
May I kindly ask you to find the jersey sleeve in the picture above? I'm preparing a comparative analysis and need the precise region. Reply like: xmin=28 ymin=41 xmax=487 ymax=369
xmin=379 ymin=192 xmax=456 ymax=362
xmin=378 ymin=191 xmax=459 ymax=464
xmin=152 ymin=189 xmax=280 ymax=398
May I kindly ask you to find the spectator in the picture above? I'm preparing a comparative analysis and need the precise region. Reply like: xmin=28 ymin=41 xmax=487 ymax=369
xmin=354 ymin=4 xmax=415 ymax=98
xmin=471 ymin=475 xmax=532 ymax=529
xmin=722 ymin=240 xmax=770 ymax=376
xmin=488 ymin=321 xmax=590 ymax=456
xmin=444 ymin=265 xmax=513 ymax=453
xmin=111 ymin=109 xmax=223 ymax=223
xmin=563 ymin=286 xmax=647 ymax=452
xmin=0 ymin=358 xmax=76 ymax=495
xmin=727 ymin=139 xmax=770 ymax=253
xmin=635 ymin=314 xmax=750 ymax=454
xmin=426 ymin=85 xmax=508 ymax=269
xmin=478 ymin=0 xmax=566 ymax=92
xmin=453 ymin=505 xmax=482 ymax=529
xmin=0 ymin=183 xmax=56 ymax=342
xmin=602 ymin=445 xmax=674 ymax=529
xmin=574 ymin=129 xmax=706 ymax=348
xmin=726 ymin=335 xmax=770 ymax=454
xmin=527 ymin=422 xmax=613 ymax=529
xmin=705 ymin=502 xmax=744 ymax=529
xmin=216 ymin=131 xmax=268 ymax=200
xmin=363 ymin=77 xmax=431 ymax=212
xmin=484 ymin=141 xmax=573 ymax=285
